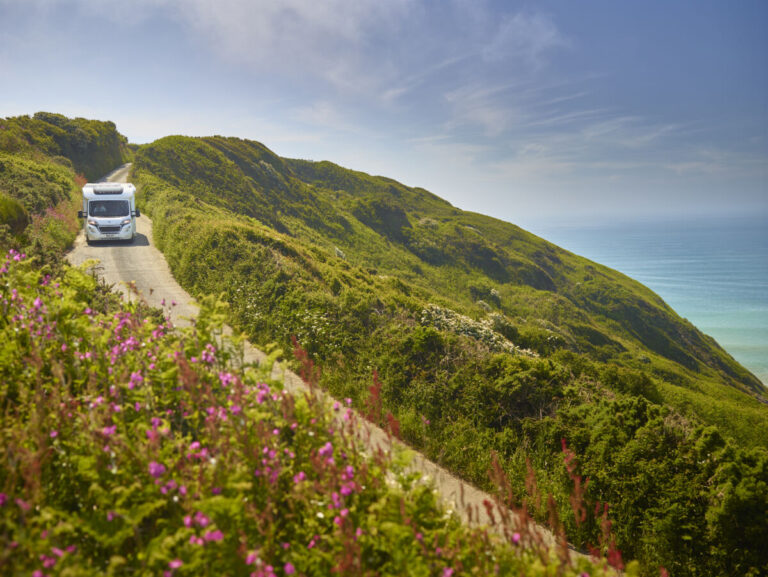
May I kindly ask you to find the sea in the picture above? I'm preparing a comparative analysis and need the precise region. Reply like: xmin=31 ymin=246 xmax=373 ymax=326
xmin=528 ymin=215 xmax=768 ymax=386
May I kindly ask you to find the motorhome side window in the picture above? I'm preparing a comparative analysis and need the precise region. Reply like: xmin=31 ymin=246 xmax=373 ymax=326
xmin=89 ymin=200 xmax=130 ymax=217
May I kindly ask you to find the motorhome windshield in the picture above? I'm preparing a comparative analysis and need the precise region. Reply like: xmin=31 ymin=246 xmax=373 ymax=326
xmin=89 ymin=200 xmax=129 ymax=217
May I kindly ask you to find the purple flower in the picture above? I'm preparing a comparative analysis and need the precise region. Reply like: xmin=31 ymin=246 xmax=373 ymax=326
xmin=318 ymin=442 xmax=333 ymax=457
xmin=204 ymin=529 xmax=224 ymax=542
xmin=168 ymin=559 xmax=183 ymax=569
xmin=129 ymin=372 xmax=143 ymax=389
xmin=148 ymin=461 xmax=166 ymax=478
xmin=0 ymin=493 xmax=6 ymax=506
xmin=284 ymin=562 xmax=296 ymax=575
xmin=102 ymin=425 xmax=117 ymax=436
xmin=194 ymin=511 xmax=211 ymax=527
xmin=442 ymin=569 xmax=454 ymax=577
xmin=293 ymin=471 xmax=306 ymax=484
xmin=218 ymin=372 xmax=235 ymax=387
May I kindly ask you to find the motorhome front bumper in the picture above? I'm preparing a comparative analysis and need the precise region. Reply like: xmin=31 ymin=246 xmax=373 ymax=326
xmin=86 ymin=219 xmax=134 ymax=241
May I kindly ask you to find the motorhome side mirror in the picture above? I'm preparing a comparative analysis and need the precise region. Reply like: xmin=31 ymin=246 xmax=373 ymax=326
xmin=77 ymin=210 xmax=85 ymax=219
xmin=134 ymin=209 xmax=141 ymax=217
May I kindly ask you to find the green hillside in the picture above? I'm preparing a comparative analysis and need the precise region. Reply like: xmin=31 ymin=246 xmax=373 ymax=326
xmin=0 ymin=113 xmax=130 ymax=257
xmin=134 ymin=135 xmax=768 ymax=576
xmin=0 ymin=112 xmax=130 ymax=181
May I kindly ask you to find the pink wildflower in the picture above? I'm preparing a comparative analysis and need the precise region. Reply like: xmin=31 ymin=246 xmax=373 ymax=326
xmin=194 ymin=511 xmax=211 ymax=527
xmin=168 ymin=559 xmax=183 ymax=569
xmin=204 ymin=529 xmax=224 ymax=542
xmin=284 ymin=562 xmax=296 ymax=575
xmin=129 ymin=372 xmax=143 ymax=389
xmin=148 ymin=461 xmax=166 ymax=478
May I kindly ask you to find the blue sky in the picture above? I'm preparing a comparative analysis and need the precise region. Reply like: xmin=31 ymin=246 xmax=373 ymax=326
xmin=1 ymin=0 xmax=766 ymax=228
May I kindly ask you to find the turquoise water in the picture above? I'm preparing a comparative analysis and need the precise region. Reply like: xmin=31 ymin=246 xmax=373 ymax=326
xmin=529 ymin=216 xmax=768 ymax=386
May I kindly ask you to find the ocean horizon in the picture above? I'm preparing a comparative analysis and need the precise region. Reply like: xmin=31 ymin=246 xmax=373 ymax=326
xmin=528 ymin=215 xmax=768 ymax=387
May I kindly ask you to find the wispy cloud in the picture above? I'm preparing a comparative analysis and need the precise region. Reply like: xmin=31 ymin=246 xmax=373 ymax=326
xmin=483 ymin=12 xmax=569 ymax=66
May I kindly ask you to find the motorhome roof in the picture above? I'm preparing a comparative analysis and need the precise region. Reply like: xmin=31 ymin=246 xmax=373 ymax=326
xmin=83 ymin=183 xmax=136 ymax=199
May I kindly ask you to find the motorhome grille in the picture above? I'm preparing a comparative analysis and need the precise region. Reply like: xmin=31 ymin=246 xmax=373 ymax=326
xmin=98 ymin=226 xmax=121 ymax=233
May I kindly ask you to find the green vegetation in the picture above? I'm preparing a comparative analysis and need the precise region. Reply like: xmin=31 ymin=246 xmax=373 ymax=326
xmin=0 ymin=112 xmax=130 ymax=258
xmin=133 ymin=135 xmax=768 ymax=576
xmin=0 ymin=249 xmax=612 ymax=577
xmin=0 ymin=112 xmax=130 ymax=181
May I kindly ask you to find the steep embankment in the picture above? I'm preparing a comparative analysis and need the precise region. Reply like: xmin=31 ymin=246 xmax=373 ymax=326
xmin=133 ymin=135 xmax=768 ymax=576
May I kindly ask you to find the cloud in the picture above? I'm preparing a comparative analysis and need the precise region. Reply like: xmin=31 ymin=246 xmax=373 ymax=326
xmin=292 ymin=101 xmax=362 ymax=134
xmin=483 ymin=12 xmax=568 ymax=66
xmin=171 ymin=0 xmax=415 ymax=94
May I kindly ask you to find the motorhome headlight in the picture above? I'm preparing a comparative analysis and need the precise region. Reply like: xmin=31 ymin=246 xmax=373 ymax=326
xmin=88 ymin=219 xmax=98 ymax=227
xmin=120 ymin=219 xmax=131 ymax=227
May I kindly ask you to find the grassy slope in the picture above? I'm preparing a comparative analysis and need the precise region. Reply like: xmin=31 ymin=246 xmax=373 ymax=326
xmin=0 ymin=112 xmax=131 ymax=256
xmin=134 ymin=135 xmax=768 ymax=576
xmin=137 ymin=136 xmax=765 ymax=427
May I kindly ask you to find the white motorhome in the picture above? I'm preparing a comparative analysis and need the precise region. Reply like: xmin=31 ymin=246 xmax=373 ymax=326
xmin=78 ymin=182 xmax=140 ymax=243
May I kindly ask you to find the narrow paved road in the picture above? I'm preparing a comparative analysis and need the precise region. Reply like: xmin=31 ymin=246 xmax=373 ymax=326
xmin=66 ymin=164 xmax=572 ymax=558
